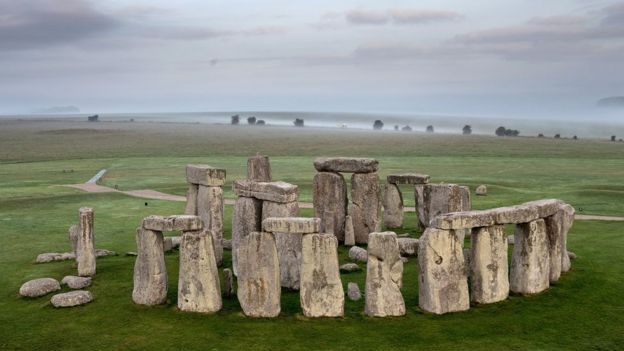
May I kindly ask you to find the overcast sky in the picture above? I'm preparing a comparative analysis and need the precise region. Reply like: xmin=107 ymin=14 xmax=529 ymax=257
xmin=1 ymin=0 xmax=623 ymax=118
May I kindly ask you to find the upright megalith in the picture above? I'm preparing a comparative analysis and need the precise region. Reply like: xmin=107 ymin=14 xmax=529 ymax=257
xmin=383 ymin=183 xmax=403 ymax=229
xmin=133 ymin=227 xmax=167 ymax=305
xmin=559 ymin=204 xmax=575 ymax=273
xmin=470 ymin=225 xmax=509 ymax=304
xmin=351 ymin=172 xmax=382 ymax=244
xmin=247 ymin=154 xmax=272 ymax=182
xmin=510 ymin=219 xmax=550 ymax=295
xmin=68 ymin=224 xmax=79 ymax=255
xmin=237 ymin=232 xmax=281 ymax=318
xmin=300 ymin=233 xmax=344 ymax=317
xmin=232 ymin=197 xmax=262 ymax=275
xmin=77 ymin=207 xmax=96 ymax=277
xmin=365 ymin=232 xmax=405 ymax=317
xmin=421 ymin=184 xmax=465 ymax=228
xmin=418 ymin=227 xmax=469 ymax=314
xmin=344 ymin=214 xmax=355 ymax=246
xmin=184 ymin=184 xmax=198 ymax=215
xmin=178 ymin=229 xmax=222 ymax=313
xmin=261 ymin=202 xmax=301 ymax=290
xmin=313 ymin=172 xmax=348 ymax=239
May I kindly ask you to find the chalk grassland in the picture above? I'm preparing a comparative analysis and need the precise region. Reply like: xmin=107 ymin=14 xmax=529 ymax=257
xmin=0 ymin=119 xmax=623 ymax=350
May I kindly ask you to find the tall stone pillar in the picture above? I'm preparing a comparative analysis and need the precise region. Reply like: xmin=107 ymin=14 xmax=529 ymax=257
xmin=313 ymin=172 xmax=347 ymax=240
xmin=510 ymin=219 xmax=550 ymax=294
xmin=197 ymin=185 xmax=224 ymax=266
xmin=77 ymin=207 xmax=96 ymax=277
xmin=351 ymin=172 xmax=382 ymax=244
xmin=232 ymin=196 xmax=262 ymax=276
xmin=383 ymin=183 xmax=403 ymax=229
xmin=132 ymin=227 xmax=167 ymax=305
xmin=470 ymin=225 xmax=509 ymax=304
xmin=365 ymin=232 xmax=405 ymax=317
xmin=262 ymin=200 xmax=300 ymax=289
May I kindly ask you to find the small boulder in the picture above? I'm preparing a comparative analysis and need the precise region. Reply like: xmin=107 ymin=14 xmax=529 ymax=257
xmin=568 ymin=251 xmax=577 ymax=260
xmin=19 ymin=278 xmax=61 ymax=297
xmin=397 ymin=238 xmax=419 ymax=256
xmin=340 ymin=263 xmax=361 ymax=273
xmin=400 ymin=257 xmax=409 ymax=264
xmin=95 ymin=249 xmax=117 ymax=257
xmin=223 ymin=268 xmax=235 ymax=298
xmin=347 ymin=282 xmax=361 ymax=301
xmin=348 ymin=246 xmax=368 ymax=262
xmin=126 ymin=252 xmax=138 ymax=256
xmin=475 ymin=185 xmax=487 ymax=196
xmin=61 ymin=276 xmax=92 ymax=289
xmin=51 ymin=290 xmax=93 ymax=307
xmin=222 ymin=239 xmax=232 ymax=250
xmin=507 ymin=235 xmax=515 ymax=245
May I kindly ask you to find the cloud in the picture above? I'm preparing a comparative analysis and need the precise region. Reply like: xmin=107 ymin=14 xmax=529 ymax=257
xmin=346 ymin=10 xmax=389 ymax=25
xmin=345 ymin=8 xmax=463 ymax=26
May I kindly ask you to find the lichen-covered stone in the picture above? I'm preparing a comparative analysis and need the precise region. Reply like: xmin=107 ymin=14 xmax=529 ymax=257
xmin=348 ymin=246 xmax=368 ymax=262
xmin=223 ymin=268 xmax=235 ymax=298
xmin=19 ymin=278 xmax=60 ymax=297
xmin=510 ymin=219 xmax=550 ymax=295
xmin=313 ymin=157 xmax=378 ymax=173
xmin=77 ymin=207 xmax=96 ymax=277
xmin=186 ymin=164 xmax=226 ymax=186
xmin=232 ymin=196 xmax=262 ymax=276
xmin=340 ymin=263 xmax=361 ymax=272
xmin=61 ymin=276 xmax=92 ymax=289
xmin=397 ymin=238 xmax=419 ymax=256
xmin=262 ymin=217 xmax=321 ymax=234
xmin=313 ymin=172 xmax=347 ymax=240
xmin=51 ymin=290 xmax=93 ymax=307
xmin=262 ymin=201 xmax=300 ymax=289
xmin=36 ymin=252 xmax=76 ymax=263
xmin=421 ymin=184 xmax=464 ymax=230
xmin=347 ymin=282 xmax=362 ymax=301
xmin=197 ymin=185 xmax=224 ymax=266
xmin=383 ymin=183 xmax=403 ymax=229
xmin=184 ymin=184 xmax=199 ymax=215
xmin=559 ymin=204 xmax=575 ymax=273
xmin=351 ymin=172 xmax=381 ymax=244
xmin=387 ymin=173 xmax=430 ymax=185
xmin=470 ymin=226 xmax=509 ymax=304
xmin=142 ymin=215 xmax=203 ymax=232
xmin=415 ymin=184 xmax=426 ymax=230
xmin=344 ymin=214 xmax=355 ymax=246
xmin=132 ymin=227 xmax=167 ymax=305
xmin=475 ymin=184 xmax=487 ymax=196
xmin=490 ymin=205 xmax=539 ymax=224
xmin=233 ymin=180 xmax=298 ymax=203
xmin=247 ymin=154 xmax=272 ymax=182
xmin=69 ymin=224 xmax=79 ymax=255
xmin=522 ymin=199 xmax=564 ymax=218
xmin=430 ymin=210 xmax=496 ymax=230
xmin=365 ymin=232 xmax=405 ymax=317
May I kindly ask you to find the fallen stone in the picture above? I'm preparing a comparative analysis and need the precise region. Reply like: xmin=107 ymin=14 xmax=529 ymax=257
xmin=247 ymin=154 xmax=272 ymax=182
xmin=313 ymin=172 xmax=348 ymax=240
xmin=186 ymin=164 xmax=226 ymax=187
xmin=222 ymin=239 xmax=232 ymax=250
xmin=184 ymin=184 xmax=198 ymax=215
xmin=344 ymin=214 xmax=355 ymax=246
xmin=397 ymin=238 xmax=419 ymax=256
xmin=19 ymin=278 xmax=61 ymax=298
xmin=475 ymin=184 xmax=487 ymax=196
xmin=365 ymin=232 xmax=405 ymax=317
xmin=348 ymin=246 xmax=368 ymax=262
xmin=197 ymin=185 xmax=224 ymax=266
xmin=383 ymin=183 xmax=403 ymax=229
xmin=233 ymin=180 xmax=298 ymax=203
xmin=470 ymin=225 xmax=509 ymax=304
xmin=351 ymin=172 xmax=382 ymax=243
xmin=126 ymin=252 xmax=138 ymax=256
xmin=232 ymin=196 xmax=262 ymax=276
xmin=132 ymin=227 xmax=167 ymax=305
xmin=163 ymin=237 xmax=173 ymax=252
xmin=223 ymin=268 xmax=235 ymax=298
xmin=36 ymin=252 xmax=76 ymax=263
xmin=387 ymin=173 xmax=430 ymax=185
xmin=77 ymin=207 xmax=96 ymax=277
xmin=430 ymin=210 xmax=496 ymax=230
xmin=170 ymin=236 xmax=181 ymax=249
xmin=397 ymin=233 xmax=411 ymax=238
xmin=568 ymin=251 xmax=576 ymax=260
xmin=51 ymin=290 xmax=93 ymax=307
xmin=95 ymin=249 xmax=117 ymax=257
xmin=507 ymin=235 xmax=515 ymax=245
xmin=262 ymin=217 xmax=321 ymax=234
xmin=347 ymin=282 xmax=361 ymax=301
xmin=313 ymin=157 xmax=379 ymax=173
xmin=61 ymin=276 xmax=92 ymax=289
xmin=142 ymin=215 xmax=203 ymax=232
xmin=510 ymin=219 xmax=550 ymax=295
xmin=340 ymin=263 xmax=361 ymax=272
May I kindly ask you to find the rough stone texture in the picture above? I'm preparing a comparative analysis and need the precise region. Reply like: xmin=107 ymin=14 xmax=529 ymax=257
xmin=568 ymin=251 xmax=577 ymax=260
xmin=163 ymin=237 xmax=173 ymax=252
xmin=415 ymin=184 xmax=426 ymax=230
xmin=475 ymin=184 xmax=487 ymax=196
xmin=401 ymin=257 xmax=409 ymax=264
xmin=470 ymin=226 xmax=509 ymax=304
xmin=132 ymin=227 xmax=167 ymax=305
xmin=347 ymin=282 xmax=362 ymax=301
xmin=95 ymin=249 xmax=117 ymax=257
xmin=559 ymin=204 xmax=575 ymax=273
xmin=383 ymin=183 xmax=403 ymax=229
xmin=321 ymin=210 xmax=335 ymax=235
xmin=351 ymin=172 xmax=382 ymax=244
xmin=19 ymin=278 xmax=61 ymax=297
xmin=247 ymin=154 xmax=272 ymax=182
xmin=300 ymin=233 xmax=344 ymax=317
xmin=510 ymin=219 xmax=550 ymax=295
xmin=142 ymin=215 xmax=203 ymax=232
xmin=197 ymin=185 xmax=224 ymax=266
xmin=262 ymin=201 xmax=301 ymax=289
xmin=184 ymin=184 xmax=199 ymax=215
xmin=421 ymin=184 xmax=464 ymax=231
xmin=77 ymin=207 xmax=96 ymax=277
xmin=544 ymin=211 xmax=564 ymax=283
xmin=186 ymin=164 xmax=226 ymax=186
xmin=348 ymin=246 xmax=368 ymax=262
xmin=430 ymin=210 xmax=496 ymax=230
xmin=340 ymin=263 xmax=361 ymax=272
xmin=51 ymin=290 xmax=93 ymax=307
xmin=397 ymin=238 xmax=419 ymax=256
xmin=232 ymin=197 xmax=262 ymax=276
xmin=36 ymin=252 xmax=76 ymax=263
xmin=223 ymin=268 xmax=235 ymax=298
xmin=522 ymin=199 xmax=564 ymax=218
xmin=262 ymin=217 xmax=321 ymax=234
xmin=61 ymin=276 xmax=92 ymax=289
xmin=460 ymin=186 xmax=471 ymax=211
xmin=344 ymin=215 xmax=355 ymax=246
xmin=222 ymin=239 xmax=232 ymax=250
xmin=178 ymin=230 xmax=222 ymax=313
xmin=170 ymin=236 xmax=181 ymax=249
xmin=313 ymin=172 xmax=347 ymax=240
xmin=237 ymin=232 xmax=281 ymax=317
xmin=387 ymin=173 xmax=430 ymax=185
xmin=233 ymin=180 xmax=298 ymax=203
xmin=508 ymin=235 xmax=515 ymax=245
xmin=418 ymin=227 xmax=469 ymax=314
xmin=491 ymin=205 xmax=540 ymax=224
xmin=365 ymin=232 xmax=405 ymax=317
xmin=313 ymin=157 xmax=379 ymax=173
xmin=69 ymin=224 xmax=79 ymax=255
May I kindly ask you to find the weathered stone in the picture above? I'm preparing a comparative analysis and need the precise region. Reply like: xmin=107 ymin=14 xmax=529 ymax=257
xmin=397 ymin=238 xmax=419 ymax=256
xmin=351 ymin=172 xmax=382 ymax=244
xmin=470 ymin=226 xmax=509 ymax=304
xmin=365 ymin=232 xmax=405 ymax=317
xmin=313 ymin=157 xmax=378 ymax=173
xmin=415 ymin=184 xmax=426 ymax=230
xmin=544 ymin=211 xmax=564 ymax=283
xmin=222 ymin=239 xmax=232 ymax=250
xmin=475 ymin=184 xmax=487 ymax=196
xmin=170 ymin=236 xmax=181 ymax=248
xmin=348 ymin=246 xmax=368 ymax=262
xmin=178 ymin=230 xmax=222 ymax=313
xmin=247 ymin=154 xmax=272 ymax=182
xmin=197 ymin=186 xmax=224 ymax=266
xmin=77 ymin=207 xmax=96 ymax=277
xmin=560 ymin=204 xmax=575 ymax=272
xmin=522 ymin=199 xmax=564 ymax=218
xmin=95 ymin=248 xmax=117 ymax=257
xmin=262 ymin=217 xmax=321 ymax=234
xmin=36 ymin=252 xmax=76 ymax=263
xmin=460 ymin=186 xmax=471 ymax=211
xmin=383 ymin=183 xmax=403 ymax=229
xmin=223 ymin=268 xmax=235 ymax=298
xmin=510 ymin=219 xmax=550 ymax=295
xmin=340 ymin=263 xmax=361 ymax=272
xmin=237 ymin=232 xmax=281 ymax=317
xmin=262 ymin=201 xmax=301 ymax=289
xmin=568 ymin=251 xmax=577 ymax=260
xmin=233 ymin=180 xmax=298 ymax=203
xmin=126 ymin=251 xmax=138 ymax=256
xmin=321 ymin=210 xmax=335 ymax=235
xmin=491 ymin=205 xmax=540 ymax=224
xmin=69 ymin=224 xmax=79 ymax=254
xmin=347 ymin=282 xmax=362 ymax=301
xmin=313 ymin=172 xmax=347 ymax=240
xmin=184 ymin=184 xmax=198 ymax=215
xmin=397 ymin=233 xmax=410 ymax=238
xmin=186 ymin=164 xmax=226 ymax=186
xmin=61 ymin=276 xmax=92 ymax=289
xmin=430 ymin=210 xmax=496 ymax=230
xmin=132 ymin=227 xmax=167 ymax=305
xmin=344 ymin=215 xmax=355 ymax=246
xmin=163 ymin=237 xmax=173 ymax=252
xmin=418 ymin=228 xmax=469 ymax=314
xmin=387 ymin=173 xmax=430 ymax=185
xmin=51 ymin=290 xmax=93 ymax=307
xmin=401 ymin=256 xmax=409 ymax=264
xmin=142 ymin=215 xmax=203 ymax=232
xmin=421 ymin=184 xmax=464 ymax=230
xmin=507 ymin=235 xmax=515 ymax=245
xmin=19 ymin=278 xmax=60 ymax=297
xmin=232 ymin=197 xmax=262 ymax=276
xmin=300 ymin=233 xmax=344 ymax=317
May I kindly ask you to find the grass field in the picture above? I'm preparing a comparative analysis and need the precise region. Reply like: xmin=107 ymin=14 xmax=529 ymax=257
xmin=1 ymin=119 xmax=623 ymax=350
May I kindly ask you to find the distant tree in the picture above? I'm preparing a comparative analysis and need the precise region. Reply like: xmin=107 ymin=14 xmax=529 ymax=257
xmin=495 ymin=126 xmax=506 ymax=136
xmin=256 ymin=120 xmax=266 ymax=126
xmin=373 ymin=120 xmax=384 ymax=130
xmin=426 ymin=125 xmax=434 ymax=133
xmin=231 ymin=115 xmax=240 ymax=125
xmin=247 ymin=116 xmax=256 ymax=125
xmin=509 ymin=129 xmax=520 ymax=137
xmin=554 ymin=134 xmax=561 ymax=139
xmin=611 ymin=135 xmax=617 ymax=142
xmin=462 ymin=125 xmax=472 ymax=135
xmin=394 ymin=125 xmax=399 ymax=131
xmin=573 ymin=135 xmax=578 ymax=140
xmin=538 ymin=133 xmax=544 ymax=138
xmin=401 ymin=125 xmax=412 ymax=132
xmin=293 ymin=118 xmax=304 ymax=127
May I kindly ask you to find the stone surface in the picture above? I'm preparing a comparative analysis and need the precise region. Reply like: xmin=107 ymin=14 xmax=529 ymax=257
xmin=347 ymin=282 xmax=362 ymax=301
xmin=470 ymin=226 xmax=509 ymax=304
xmin=262 ymin=217 xmax=321 ymax=234
xmin=313 ymin=172 xmax=348 ymax=240
xmin=19 ymin=278 xmax=61 ymax=297
xmin=415 ymin=184 xmax=426 ymax=230
xmin=313 ymin=157 xmax=379 ymax=173
xmin=186 ymin=164 xmax=226 ymax=186
xmin=460 ymin=186 xmax=471 ymax=211
xmin=475 ymin=184 xmax=488 ymax=196
xmin=170 ymin=236 xmax=181 ymax=248
xmin=95 ymin=249 xmax=117 ymax=257
xmin=247 ymin=154 xmax=272 ymax=182
xmin=508 ymin=235 xmax=515 ymax=245
xmin=300 ymin=233 xmax=344 ymax=317
xmin=126 ymin=251 xmax=138 ymax=256
xmin=522 ymin=199 xmax=564 ymax=218
xmin=142 ymin=215 xmax=203 ymax=232
xmin=233 ymin=180 xmax=299 ymax=203
xmin=61 ymin=276 xmax=92 ymax=289
xmin=51 ymin=290 xmax=93 ymax=307
xmin=163 ymin=237 xmax=173 ymax=252
xmin=340 ymin=263 xmax=361 ymax=272
xmin=68 ymin=224 xmax=79 ymax=255
xmin=568 ymin=251 xmax=577 ymax=260
xmin=383 ymin=183 xmax=403 ymax=229
xmin=421 ymin=184 xmax=464 ymax=231
xmin=510 ymin=219 xmax=550 ymax=295
xmin=197 ymin=185 xmax=224 ymax=266
xmin=348 ymin=246 xmax=368 ymax=262
xmin=351 ymin=172 xmax=382 ymax=244
xmin=77 ymin=207 xmax=96 ymax=277
xmin=36 ymin=252 xmax=76 ymax=263
xmin=344 ymin=214 xmax=355 ymax=246
xmin=184 ymin=184 xmax=199 ymax=215
xmin=365 ymin=232 xmax=405 ymax=317
xmin=387 ymin=173 xmax=430 ymax=185
xmin=232 ymin=197 xmax=262 ymax=276
xmin=237 ymin=232 xmax=281 ymax=317
xmin=430 ymin=210 xmax=496 ymax=230
xmin=490 ymin=205 xmax=540 ymax=224
xmin=321 ymin=210 xmax=335 ymax=235
xmin=132 ymin=227 xmax=167 ymax=305
xmin=559 ymin=204 xmax=575 ymax=273
xmin=397 ymin=238 xmax=419 ymax=256
xmin=418 ymin=228 xmax=469 ymax=314
xmin=262 ymin=201 xmax=301 ymax=289
xmin=223 ymin=268 xmax=235 ymax=298
xmin=178 ymin=230 xmax=222 ymax=313
xmin=222 ymin=239 xmax=232 ymax=250
xmin=544 ymin=211 xmax=565 ymax=283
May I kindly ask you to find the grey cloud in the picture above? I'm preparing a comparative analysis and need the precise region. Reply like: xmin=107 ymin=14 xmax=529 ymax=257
xmin=346 ymin=10 xmax=389 ymax=25
xmin=345 ymin=8 xmax=462 ymax=25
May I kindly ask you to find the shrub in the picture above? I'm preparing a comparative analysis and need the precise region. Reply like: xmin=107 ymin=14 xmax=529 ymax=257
xmin=554 ymin=134 xmax=561 ymax=139
xmin=462 ymin=125 xmax=472 ymax=135
xmin=538 ymin=133 xmax=544 ymax=138
xmin=401 ymin=125 xmax=412 ymax=132
xmin=611 ymin=135 xmax=617 ymax=142
xmin=426 ymin=125 xmax=434 ymax=133
xmin=231 ymin=115 xmax=240 ymax=125
xmin=394 ymin=125 xmax=399 ymax=131
xmin=373 ymin=120 xmax=384 ymax=130
xmin=247 ymin=116 xmax=256 ymax=125
xmin=495 ymin=126 xmax=506 ymax=136
xmin=293 ymin=118 xmax=304 ymax=127
xmin=256 ymin=120 xmax=266 ymax=126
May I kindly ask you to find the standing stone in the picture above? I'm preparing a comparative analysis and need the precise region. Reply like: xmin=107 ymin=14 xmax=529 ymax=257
xmin=223 ymin=268 xmax=235 ymax=298
xmin=197 ymin=185 xmax=224 ymax=266
xmin=344 ymin=214 xmax=355 ymax=246
xmin=414 ymin=184 xmax=426 ymax=230
xmin=418 ymin=228 xmax=469 ymax=314
xmin=184 ymin=183 xmax=199 ymax=215
xmin=133 ymin=228 xmax=167 ymax=305
xmin=348 ymin=246 xmax=368 ymax=262
xmin=351 ymin=172 xmax=382 ymax=244
xmin=262 ymin=200 xmax=300 ymax=289
xmin=300 ymin=233 xmax=344 ymax=317
xmin=178 ymin=230 xmax=222 ymax=313
xmin=383 ymin=183 xmax=403 ymax=229
xmin=510 ymin=219 xmax=550 ymax=295
xmin=313 ymin=172 xmax=347 ymax=240
xmin=559 ymin=204 xmax=575 ymax=273
xmin=237 ymin=232 xmax=281 ymax=317
xmin=470 ymin=225 xmax=509 ymax=304
xmin=232 ymin=197 xmax=262 ymax=276
xmin=475 ymin=185 xmax=488 ymax=196
xmin=347 ymin=282 xmax=362 ymax=301
xmin=247 ymin=154 xmax=272 ymax=182
xmin=365 ymin=232 xmax=405 ymax=317
xmin=68 ymin=224 xmax=79 ymax=255
xmin=77 ymin=207 xmax=96 ymax=277
xmin=421 ymin=184 xmax=464 ymax=229
xmin=544 ymin=211 xmax=564 ymax=282
xmin=460 ymin=186 xmax=471 ymax=211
